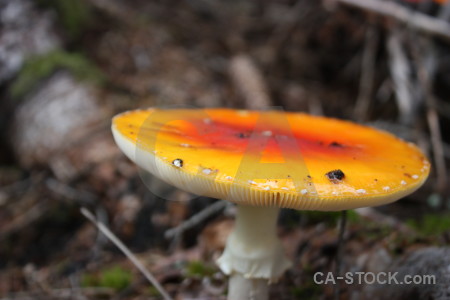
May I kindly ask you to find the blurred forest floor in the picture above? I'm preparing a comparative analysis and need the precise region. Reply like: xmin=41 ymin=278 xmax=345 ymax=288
xmin=1 ymin=0 xmax=450 ymax=299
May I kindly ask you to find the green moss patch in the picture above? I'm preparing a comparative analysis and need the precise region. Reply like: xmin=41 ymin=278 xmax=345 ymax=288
xmin=407 ymin=213 xmax=450 ymax=236
xmin=82 ymin=266 xmax=132 ymax=291
xmin=11 ymin=50 xmax=104 ymax=98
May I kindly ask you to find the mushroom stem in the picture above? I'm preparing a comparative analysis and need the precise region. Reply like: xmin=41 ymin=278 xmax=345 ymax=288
xmin=217 ymin=204 xmax=292 ymax=300
xmin=228 ymin=273 xmax=268 ymax=300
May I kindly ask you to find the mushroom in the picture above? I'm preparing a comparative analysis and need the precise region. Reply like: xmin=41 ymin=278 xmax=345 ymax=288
xmin=111 ymin=108 xmax=430 ymax=300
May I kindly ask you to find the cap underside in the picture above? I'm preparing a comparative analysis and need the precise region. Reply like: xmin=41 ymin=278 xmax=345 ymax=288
xmin=112 ymin=108 xmax=430 ymax=211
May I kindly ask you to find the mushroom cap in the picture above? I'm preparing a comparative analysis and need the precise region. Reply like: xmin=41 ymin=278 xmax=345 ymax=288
xmin=112 ymin=108 xmax=430 ymax=211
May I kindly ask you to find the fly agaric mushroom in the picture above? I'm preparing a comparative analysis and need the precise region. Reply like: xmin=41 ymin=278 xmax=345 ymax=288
xmin=111 ymin=108 xmax=430 ymax=300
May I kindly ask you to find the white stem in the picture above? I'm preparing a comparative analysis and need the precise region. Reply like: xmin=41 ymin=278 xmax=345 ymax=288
xmin=228 ymin=273 xmax=268 ymax=300
xmin=233 ymin=204 xmax=279 ymax=249
xmin=217 ymin=204 xmax=292 ymax=300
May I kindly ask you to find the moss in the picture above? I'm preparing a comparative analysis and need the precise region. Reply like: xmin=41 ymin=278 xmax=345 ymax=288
xmin=147 ymin=286 xmax=162 ymax=297
xmin=362 ymin=224 xmax=392 ymax=240
xmin=185 ymin=260 xmax=216 ymax=278
xmin=291 ymin=264 xmax=322 ymax=299
xmin=81 ymin=273 xmax=98 ymax=288
xmin=291 ymin=284 xmax=321 ymax=300
xmin=37 ymin=0 xmax=92 ymax=39
xmin=99 ymin=266 xmax=132 ymax=291
xmin=11 ymin=50 xmax=104 ymax=98
xmin=406 ymin=213 xmax=450 ymax=236
xmin=386 ymin=229 xmax=443 ymax=257
xmin=82 ymin=266 xmax=132 ymax=291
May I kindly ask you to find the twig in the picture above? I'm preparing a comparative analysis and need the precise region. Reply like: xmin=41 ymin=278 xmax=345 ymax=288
xmin=46 ymin=178 xmax=97 ymax=205
xmin=0 ymin=202 xmax=48 ymax=241
xmin=23 ymin=264 xmax=52 ymax=296
xmin=374 ymin=79 xmax=393 ymax=105
xmin=354 ymin=25 xmax=379 ymax=122
xmin=47 ymin=178 xmax=110 ymax=256
xmin=0 ymin=178 xmax=31 ymax=207
xmin=0 ymin=177 xmax=32 ymax=194
xmin=443 ymin=142 xmax=450 ymax=160
xmin=432 ymin=98 xmax=450 ymax=120
xmin=387 ymin=28 xmax=417 ymax=125
xmin=68 ymin=273 xmax=89 ymax=300
xmin=413 ymin=37 xmax=448 ymax=195
xmin=229 ymin=54 xmax=272 ymax=109
xmin=0 ymin=172 xmax=44 ymax=207
xmin=0 ymin=287 xmax=114 ymax=300
xmin=269 ymin=0 xmax=315 ymax=57
xmin=165 ymin=200 xmax=228 ymax=239
xmin=335 ymin=0 xmax=450 ymax=41
xmin=80 ymin=208 xmax=173 ymax=300
xmin=355 ymin=207 xmax=413 ymax=233
xmin=426 ymin=107 xmax=447 ymax=193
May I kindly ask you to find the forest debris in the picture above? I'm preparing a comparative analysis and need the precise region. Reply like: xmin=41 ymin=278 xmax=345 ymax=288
xmin=0 ymin=167 xmax=23 ymax=187
xmin=281 ymin=84 xmax=310 ymax=112
xmin=80 ymin=208 xmax=173 ymax=300
xmin=387 ymin=28 xmax=417 ymax=125
xmin=116 ymin=194 xmax=141 ymax=223
xmin=202 ymin=275 xmax=227 ymax=297
xmin=88 ymin=0 xmax=135 ymax=24
xmin=426 ymin=102 xmax=448 ymax=194
xmin=198 ymin=218 xmax=234 ymax=259
xmin=48 ymin=131 xmax=120 ymax=182
xmin=414 ymin=37 xmax=448 ymax=196
xmin=165 ymin=200 xmax=228 ymax=239
xmin=0 ymin=176 xmax=32 ymax=207
xmin=0 ymin=202 xmax=48 ymax=242
xmin=355 ymin=207 xmax=413 ymax=233
xmin=167 ymin=193 xmax=190 ymax=227
xmin=0 ymin=192 xmax=6 ymax=206
xmin=228 ymin=54 xmax=272 ymax=109
xmin=335 ymin=0 xmax=450 ymax=41
xmin=354 ymin=25 xmax=379 ymax=122
xmin=94 ymin=27 xmax=224 ymax=107
xmin=46 ymin=178 xmax=97 ymax=206
xmin=282 ymin=84 xmax=325 ymax=116
xmin=0 ymin=0 xmax=60 ymax=83
xmin=22 ymin=264 xmax=51 ymax=295
xmin=0 ymin=287 xmax=115 ymax=300
xmin=369 ymin=120 xmax=417 ymax=141
xmin=113 ymin=194 xmax=141 ymax=238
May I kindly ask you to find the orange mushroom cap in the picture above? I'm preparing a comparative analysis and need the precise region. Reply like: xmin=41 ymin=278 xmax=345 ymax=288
xmin=112 ymin=108 xmax=430 ymax=211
